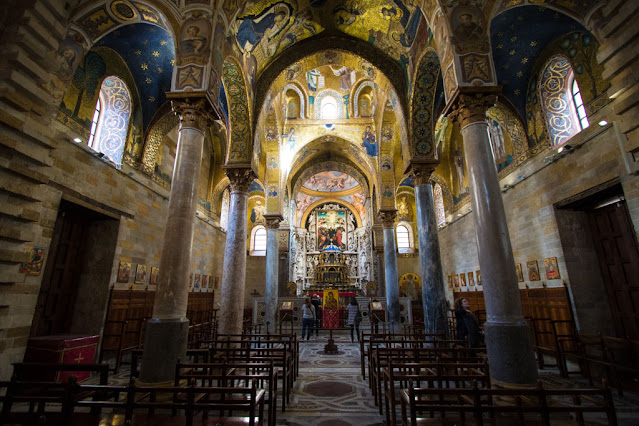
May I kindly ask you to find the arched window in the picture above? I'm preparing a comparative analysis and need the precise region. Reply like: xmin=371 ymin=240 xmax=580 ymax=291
xmin=433 ymin=184 xmax=446 ymax=227
xmin=250 ymin=225 xmax=267 ymax=256
xmin=321 ymin=96 xmax=338 ymax=120
xmin=540 ymin=56 xmax=589 ymax=147
xmin=88 ymin=76 xmax=132 ymax=166
xmin=219 ymin=188 xmax=230 ymax=231
xmin=396 ymin=223 xmax=413 ymax=253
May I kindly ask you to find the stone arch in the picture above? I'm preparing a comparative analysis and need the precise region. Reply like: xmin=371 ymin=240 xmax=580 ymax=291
xmin=211 ymin=177 xmax=230 ymax=216
xmin=222 ymin=56 xmax=253 ymax=164
xmin=253 ymin=32 xmax=409 ymax=132
xmin=282 ymin=83 xmax=307 ymax=119
xmin=314 ymin=89 xmax=345 ymax=120
xmin=300 ymin=198 xmax=363 ymax=229
xmin=410 ymin=49 xmax=440 ymax=159
xmin=353 ymin=81 xmax=375 ymax=118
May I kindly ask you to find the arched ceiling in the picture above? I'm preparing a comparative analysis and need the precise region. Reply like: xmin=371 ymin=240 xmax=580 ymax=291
xmin=94 ymin=22 xmax=175 ymax=130
xmin=490 ymin=6 xmax=587 ymax=120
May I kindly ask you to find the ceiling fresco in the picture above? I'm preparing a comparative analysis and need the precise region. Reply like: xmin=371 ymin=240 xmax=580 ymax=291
xmin=95 ymin=23 xmax=175 ymax=130
xmin=490 ymin=6 xmax=586 ymax=120
xmin=301 ymin=171 xmax=360 ymax=193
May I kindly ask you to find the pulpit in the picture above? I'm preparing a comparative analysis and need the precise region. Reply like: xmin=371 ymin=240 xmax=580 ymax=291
xmin=24 ymin=335 xmax=99 ymax=382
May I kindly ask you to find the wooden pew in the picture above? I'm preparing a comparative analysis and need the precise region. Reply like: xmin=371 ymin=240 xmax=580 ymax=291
xmin=400 ymin=379 xmax=617 ymax=426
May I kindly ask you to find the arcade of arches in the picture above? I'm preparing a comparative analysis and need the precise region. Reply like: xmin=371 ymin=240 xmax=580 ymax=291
xmin=1 ymin=0 xmax=639 ymax=393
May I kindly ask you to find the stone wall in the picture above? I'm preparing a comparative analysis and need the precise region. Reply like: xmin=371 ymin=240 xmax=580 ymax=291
xmin=438 ymin=116 xmax=639 ymax=334
xmin=245 ymin=255 xmax=267 ymax=309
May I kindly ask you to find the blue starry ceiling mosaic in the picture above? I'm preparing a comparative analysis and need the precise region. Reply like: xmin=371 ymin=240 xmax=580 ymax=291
xmin=95 ymin=23 xmax=175 ymax=131
xmin=490 ymin=6 xmax=586 ymax=120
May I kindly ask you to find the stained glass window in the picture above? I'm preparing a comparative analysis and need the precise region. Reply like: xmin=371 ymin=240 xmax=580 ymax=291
xmin=540 ymin=56 xmax=588 ymax=147
xmin=88 ymin=76 xmax=132 ymax=166
xmin=434 ymin=184 xmax=446 ymax=227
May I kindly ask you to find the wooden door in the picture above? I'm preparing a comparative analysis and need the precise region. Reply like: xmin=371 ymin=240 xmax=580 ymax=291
xmin=31 ymin=205 xmax=89 ymax=336
xmin=588 ymin=201 xmax=639 ymax=340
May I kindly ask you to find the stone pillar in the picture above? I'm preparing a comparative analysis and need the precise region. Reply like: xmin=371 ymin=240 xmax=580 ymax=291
xmin=218 ymin=166 xmax=255 ymax=336
xmin=379 ymin=210 xmax=400 ymax=331
xmin=450 ymin=92 xmax=537 ymax=385
xmin=409 ymin=160 xmax=448 ymax=337
xmin=140 ymin=97 xmax=214 ymax=383
xmin=264 ymin=214 xmax=283 ymax=332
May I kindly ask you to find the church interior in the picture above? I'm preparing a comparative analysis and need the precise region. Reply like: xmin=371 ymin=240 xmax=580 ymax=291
xmin=1 ymin=0 xmax=639 ymax=424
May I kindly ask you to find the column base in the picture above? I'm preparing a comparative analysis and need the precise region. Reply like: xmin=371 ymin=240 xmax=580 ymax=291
xmin=139 ymin=318 xmax=189 ymax=383
xmin=484 ymin=321 xmax=538 ymax=385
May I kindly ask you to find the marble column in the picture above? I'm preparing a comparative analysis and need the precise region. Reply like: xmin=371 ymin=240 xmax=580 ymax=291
xmin=450 ymin=92 xmax=537 ymax=385
xmin=218 ymin=166 xmax=255 ymax=336
xmin=264 ymin=214 xmax=282 ymax=332
xmin=140 ymin=97 xmax=213 ymax=383
xmin=410 ymin=160 xmax=448 ymax=337
xmin=379 ymin=210 xmax=400 ymax=331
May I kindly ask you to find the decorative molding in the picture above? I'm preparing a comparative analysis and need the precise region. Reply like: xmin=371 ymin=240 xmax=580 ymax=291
xmin=406 ymin=159 xmax=440 ymax=186
xmin=168 ymin=92 xmax=218 ymax=132
xmin=264 ymin=214 xmax=283 ymax=229
xmin=378 ymin=209 xmax=398 ymax=228
xmin=223 ymin=165 xmax=255 ymax=193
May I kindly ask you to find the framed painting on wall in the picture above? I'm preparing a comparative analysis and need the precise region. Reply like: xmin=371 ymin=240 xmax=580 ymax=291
xmin=460 ymin=273 xmax=467 ymax=287
xmin=150 ymin=267 xmax=159 ymax=285
xmin=527 ymin=260 xmax=540 ymax=281
xmin=515 ymin=263 xmax=524 ymax=282
xmin=453 ymin=275 xmax=460 ymax=288
xmin=476 ymin=270 xmax=481 ymax=285
xmin=468 ymin=272 xmax=475 ymax=286
xmin=201 ymin=275 xmax=208 ymax=289
xmin=117 ymin=261 xmax=131 ymax=283
xmin=447 ymin=275 xmax=453 ymax=289
xmin=316 ymin=210 xmax=347 ymax=250
xmin=544 ymin=257 xmax=560 ymax=279
xmin=134 ymin=264 xmax=147 ymax=284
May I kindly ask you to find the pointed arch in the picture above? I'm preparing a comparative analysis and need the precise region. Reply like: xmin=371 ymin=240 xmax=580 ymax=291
xmin=222 ymin=57 xmax=253 ymax=164
xmin=410 ymin=49 xmax=440 ymax=158
xmin=282 ymin=83 xmax=307 ymax=119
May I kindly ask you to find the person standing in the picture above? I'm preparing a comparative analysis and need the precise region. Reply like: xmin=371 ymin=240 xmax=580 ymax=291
xmin=454 ymin=298 xmax=482 ymax=348
xmin=301 ymin=298 xmax=315 ymax=341
xmin=347 ymin=297 xmax=361 ymax=343
xmin=311 ymin=295 xmax=322 ymax=337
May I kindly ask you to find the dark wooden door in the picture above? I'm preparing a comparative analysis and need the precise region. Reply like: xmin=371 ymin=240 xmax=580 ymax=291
xmin=588 ymin=201 xmax=639 ymax=340
xmin=31 ymin=205 xmax=89 ymax=337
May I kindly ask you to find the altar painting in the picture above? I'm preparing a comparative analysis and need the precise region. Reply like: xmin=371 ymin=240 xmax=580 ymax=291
xmin=317 ymin=210 xmax=347 ymax=250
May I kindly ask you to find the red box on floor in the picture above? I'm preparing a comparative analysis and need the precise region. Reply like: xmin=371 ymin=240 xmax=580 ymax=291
xmin=23 ymin=335 xmax=99 ymax=382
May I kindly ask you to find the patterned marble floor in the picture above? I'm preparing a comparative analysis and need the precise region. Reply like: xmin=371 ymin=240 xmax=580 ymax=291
xmin=101 ymin=330 xmax=639 ymax=425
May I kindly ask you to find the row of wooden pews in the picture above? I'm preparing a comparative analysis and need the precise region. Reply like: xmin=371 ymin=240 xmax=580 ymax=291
xmin=362 ymin=329 xmax=619 ymax=425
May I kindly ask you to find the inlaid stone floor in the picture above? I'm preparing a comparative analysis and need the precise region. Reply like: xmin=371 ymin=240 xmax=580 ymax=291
xmin=101 ymin=330 xmax=639 ymax=425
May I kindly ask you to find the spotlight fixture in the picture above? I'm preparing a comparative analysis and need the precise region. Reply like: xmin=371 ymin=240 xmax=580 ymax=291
xmin=73 ymin=137 xmax=82 ymax=143
xmin=598 ymin=120 xmax=608 ymax=126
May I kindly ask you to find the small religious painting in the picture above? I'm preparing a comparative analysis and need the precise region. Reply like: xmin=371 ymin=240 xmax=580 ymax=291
xmin=286 ymin=281 xmax=297 ymax=296
xmin=544 ymin=257 xmax=561 ymax=279
xmin=180 ymin=17 xmax=210 ymax=56
xmin=117 ymin=261 xmax=131 ymax=283
xmin=149 ymin=267 xmax=159 ymax=285
xmin=447 ymin=275 xmax=453 ymax=289
xmin=366 ymin=281 xmax=377 ymax=296
xmin=134 ymin=264 xmax=147 ymax=284
xmin=468 ymin=272 xmax=475 ymax=286
xmin=476 ymin=270 xmax=481 ymax=285
xmin=188 ymin=273 xmax=193 ymax=290
xmin=399 ymin=273 xmax=421 ymax=302
xmin=193 ymin=274 xmax=201 ymax=290
xmin=201 ymin=275 xmax=208 ymax=289
xmin=453 ymin=275 xmax=460 ymax=288
xmin=527 ymin=260 xmax=541 ymax=281
xmin=372 ymin=301 xmax=383 ymax=310
xmin=317 ymin=210 xmax=347 ymax=250
xmin=515 ymin=263 xmax=524 ymax=282
xmin=281 ymin=301 xmax=292 ymax=310
xmin=214 ymin=276 xmax=219 ymax=290
xmin=19 ymin=246 xmax=45 ymax=276
xmin=323 ymin=289 xmax=339 ymax=310
xmin=460 ymin=273 xmax=467 ymax=287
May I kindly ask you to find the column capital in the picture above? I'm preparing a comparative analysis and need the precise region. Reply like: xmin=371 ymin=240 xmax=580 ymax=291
xmin=168 ymin=91 xmax=218 ymax=132
xmin=264 ymin=214 xmax=283 ymax=229
xmin=378 ymin=209 xmax=398 ymax=228
xmin=446 ymin=87 xmax=500 ymax=128
xmin=223 ymin=165 xmax=256 ymax=193
xmin=406 ymin=159 xmax=440 ymax=186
